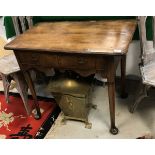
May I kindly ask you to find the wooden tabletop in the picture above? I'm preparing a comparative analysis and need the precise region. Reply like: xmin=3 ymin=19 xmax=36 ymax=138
xmin=5 ymin=20 xmax=137 ymax=55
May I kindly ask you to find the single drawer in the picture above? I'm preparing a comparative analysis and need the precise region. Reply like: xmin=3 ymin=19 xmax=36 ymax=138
xmin=17 ymin=52 xmax=59 ymax=68
xmin=58 ymin=55 xmax=96 ymax=70
xmin=17 ymin=52 xmax=106 ymax=71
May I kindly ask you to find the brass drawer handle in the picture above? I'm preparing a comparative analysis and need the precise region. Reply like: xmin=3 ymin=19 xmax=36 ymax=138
xmin=31 ymin=54 xmax=38 ymax=63
xmin=78 ymin=58 xmax=86 ymax=64
xmin=31 ymin=54 xmax=38 ymax=60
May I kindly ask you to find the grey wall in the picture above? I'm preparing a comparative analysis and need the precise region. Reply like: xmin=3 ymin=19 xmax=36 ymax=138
xmin=116 ymin=41 xmax=141 ymax=78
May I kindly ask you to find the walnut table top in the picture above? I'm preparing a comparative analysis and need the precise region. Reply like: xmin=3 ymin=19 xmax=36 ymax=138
xmin=5 ymin=20 xmax=137 ymax=55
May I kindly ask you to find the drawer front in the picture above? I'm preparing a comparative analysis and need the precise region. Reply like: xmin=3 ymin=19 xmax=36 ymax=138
xmin=17 ymin=51 xmax=106 ymax=71
xmin=18 ymin=52 xmax=39 ymax=64
xmin=95 ymin=57 xmax=106 ymax=70
xmin=18 ymin=52 xmax=59 ymax=68
xmin=58 ymin=55 xmax=96 ymax=70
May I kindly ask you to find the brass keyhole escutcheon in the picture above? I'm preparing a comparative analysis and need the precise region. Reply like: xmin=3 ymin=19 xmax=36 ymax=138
xmin=66 ymin=96 xmax=73 ymax=110
xmin=78 ymin=57 xmax=86 ymax=64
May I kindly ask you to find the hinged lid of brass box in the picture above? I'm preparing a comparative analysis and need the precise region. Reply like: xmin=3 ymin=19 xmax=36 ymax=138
xmin=48 ymin=77 xmax=91 ymax=96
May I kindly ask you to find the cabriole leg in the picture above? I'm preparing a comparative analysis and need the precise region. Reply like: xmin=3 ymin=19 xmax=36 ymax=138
xmin=107 ymin=57 xmax=118 ymax=135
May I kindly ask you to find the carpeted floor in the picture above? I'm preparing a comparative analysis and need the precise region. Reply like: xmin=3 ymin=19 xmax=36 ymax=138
xmin=1 ymin=78 xmax=155 ymax=139
xmin=0 ymin=92 xmax=60 ymax=139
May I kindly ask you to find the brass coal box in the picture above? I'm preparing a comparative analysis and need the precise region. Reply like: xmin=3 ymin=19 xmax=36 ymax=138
xmin=47 ymin=77 xmax=96 ymax=129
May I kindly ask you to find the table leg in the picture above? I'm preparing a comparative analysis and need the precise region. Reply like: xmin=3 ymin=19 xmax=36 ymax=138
xmin=23 ymin=70 xmax=41 ymax=119
xmin=107 ymin=57 xmax=118 ymax=135
xmin=120 ymin=55 xmax=128 ymax=98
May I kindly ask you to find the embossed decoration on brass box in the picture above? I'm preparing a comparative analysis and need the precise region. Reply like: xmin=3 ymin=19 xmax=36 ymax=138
xmin=47 ymin=76 xmax=96 ymax=129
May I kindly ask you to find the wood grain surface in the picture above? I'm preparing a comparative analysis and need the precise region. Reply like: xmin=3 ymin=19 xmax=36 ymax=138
xmin=5 ymin=20 xmax=137 ymax=55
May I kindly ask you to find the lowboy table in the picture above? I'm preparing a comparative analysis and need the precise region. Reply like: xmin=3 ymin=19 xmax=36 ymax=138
xmin=5 ymin=20 xmax=137 ymax=135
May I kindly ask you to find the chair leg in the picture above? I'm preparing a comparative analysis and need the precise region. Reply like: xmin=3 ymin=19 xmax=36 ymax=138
xmin=0 ymin=73 xmax=11 ymax=103
xmin=11 ymin=72 xmax=30 ymax=115
xmin=129 ymin=83 xmax=150 ymax=113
